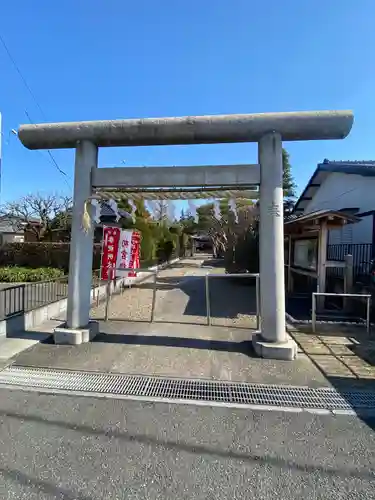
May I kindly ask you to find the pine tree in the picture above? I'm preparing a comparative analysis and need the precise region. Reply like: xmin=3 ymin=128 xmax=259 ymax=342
xmin=282 ymin=149 xmax=297 ymax=198
xmin=282 ymin=148 xmax=297 ymax=215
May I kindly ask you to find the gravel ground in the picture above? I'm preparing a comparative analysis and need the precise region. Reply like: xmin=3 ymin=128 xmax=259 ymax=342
xmin=90 ymin=256 xmax=258 ymax=329
xmin=0 ymin=388 xmax=374 ymax=499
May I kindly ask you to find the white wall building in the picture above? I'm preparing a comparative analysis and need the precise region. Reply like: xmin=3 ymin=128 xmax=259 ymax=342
xmin=0 ymin=217 xmax=25 ymax=244
xmin=293 ymin=160 xmax=375 ymax=247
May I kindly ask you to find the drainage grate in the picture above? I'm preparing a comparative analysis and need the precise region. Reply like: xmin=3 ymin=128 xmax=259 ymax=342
xmin=1 ymin=365 xmax=375 ymax=412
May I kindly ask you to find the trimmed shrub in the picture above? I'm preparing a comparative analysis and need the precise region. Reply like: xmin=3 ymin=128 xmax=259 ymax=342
xmin=0 ymin=243 xmax=102 ymax=272
xmin=225 ymin=230 xmax=259 ymax=274
xmin=137 ymin=224 xmax=156 ymax=263
xmin=179 ymin=233 xmax=190 ymax=257
xmin=0 ymin=266 xmax=65 ymax=283
xmin=0 ymin=226 xmax=178 ymax=276
xmin=156 ymin=239 xmax=175 ymax=263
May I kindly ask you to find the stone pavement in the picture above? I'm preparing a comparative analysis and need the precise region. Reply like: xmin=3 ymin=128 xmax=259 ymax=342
xmin=287 ymin=322 xmax=375 ymax=389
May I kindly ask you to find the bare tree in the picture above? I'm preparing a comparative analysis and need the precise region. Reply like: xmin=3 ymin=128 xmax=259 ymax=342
xmin=151 ymin=200 xmax=169 ymax=222
xmin=197 ymin=199 xmax=257 ymax=257
xmin=0 ymin=193 xmax=72 ymax=241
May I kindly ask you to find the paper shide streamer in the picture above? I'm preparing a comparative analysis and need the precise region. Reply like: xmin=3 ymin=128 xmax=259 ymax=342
xmin=188 ymin=200 xmax=199 ymax=223
xmin=167 ymin=201 xmax=176 ymax=222
xmin=213 ymin=200 xmax=221 ymax=220
xmin=82 ymin=194 xmax=121 ymax=233
xmin=229 ymin=198 xmax=238 ymax=223
xmin=146 ymin=200 xmax=155 ymax=216
xmin=128 ymin=199 xmax=137 ymax=222
xmin=107 ymin=199 xmax=121 ymax=222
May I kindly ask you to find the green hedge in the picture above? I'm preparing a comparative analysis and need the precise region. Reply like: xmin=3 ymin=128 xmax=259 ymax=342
xmin=225 ymin=231 xmax=259 ymax=274
xmin=0 ymin=266 xmax=65 ymax=283
xmin=0 ymin=243 xmax=102 ymax=272
xmin=0 ymin=226 xmax=183 ymax=274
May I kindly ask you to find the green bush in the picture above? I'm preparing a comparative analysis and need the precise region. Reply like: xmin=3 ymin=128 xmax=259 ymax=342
xmin=177 ymin=233 xmax=191 ymax=257
xmin=130 ymin=217 xmax=156 ymax=263
xmin=0 ymin=243 xmax=102 ymax=272
xmin=170 ymin=232 xmax=179 ymax=255
xmin=225 ymin=230 xmax=259 ymax=274
xmin=169 ymin=224 xmax=182 ymax=236
xmin=156 ymin=239 xmax=174 ymax=263
xmin=140 ymin=234 xmax=156 ymax=263
xmin=0 ymin=225 xmax=178 ymax=278
xmin=0 ymin=266 xmax=65 ymax=283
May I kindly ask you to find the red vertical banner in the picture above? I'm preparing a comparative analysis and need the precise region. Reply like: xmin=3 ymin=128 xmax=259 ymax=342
xmin=100 ymin=226 xmax=121 ymax=280
xmin=135 ymin=231 xmax=141 ymax=270
xmin=127 ymin=231 xmax=141 ymax=277
xmin=116 ymin=230 xmax=133 ymax=272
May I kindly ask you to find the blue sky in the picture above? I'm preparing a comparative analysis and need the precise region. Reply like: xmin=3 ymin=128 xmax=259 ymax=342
xmin=1 ymin=0 xmax=374 ymax=212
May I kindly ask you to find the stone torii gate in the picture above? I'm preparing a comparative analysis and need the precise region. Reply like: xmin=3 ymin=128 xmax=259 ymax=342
xmin=18 ymin=110 xmax=354 ymax=360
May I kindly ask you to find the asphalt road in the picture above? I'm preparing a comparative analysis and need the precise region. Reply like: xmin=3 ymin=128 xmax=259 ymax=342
xmin=0 ymin=388 xmax=374 ymax=499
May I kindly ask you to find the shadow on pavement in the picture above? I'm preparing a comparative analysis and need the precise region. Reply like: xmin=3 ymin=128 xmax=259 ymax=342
xmin=106 ymin=317 xmax=211 ymax=326
xmin=286 ymin=295 xmax=372 ymax=324
xmin=6 ymin=330 xmax=54 ymax=343
xmin=93 ymin=333 xmax=255 ymax=356
xmin=136 ymin=275 xmax=257 ymax=319
xmin=0 ymin=408 xmax=374 ymax=482
xmin=349 ymin=342 xmax=375 ymax=366
xmin=201 ymin=258 xmax=225 ymax=268
xmin=288 ymin=323 xmax=375 ymax=431
xmin=329 ymin=376 xmax=375 ymax=433
xmin=0 ymin=466 xmax=92 ymax=500
xmin=167 ymin=261 xmax=205 ymax=269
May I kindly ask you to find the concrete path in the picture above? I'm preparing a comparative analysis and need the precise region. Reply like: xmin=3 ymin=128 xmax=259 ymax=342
xmin=10 ymin=256 xmax=329 ymax=387
xmin=0 ymin=387 xmax=374 ymax=499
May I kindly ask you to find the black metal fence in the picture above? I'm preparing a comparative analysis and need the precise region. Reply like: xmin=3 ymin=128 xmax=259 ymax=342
xmin=326 ymin=243 xmax=373 ymax=282
xmin=0 ymin=285 xmax=25 ymax=319
xmin=0 ymin=276 xmax=70 ymax=321
xmin=0 ymin=255 xmax=180 ymax=322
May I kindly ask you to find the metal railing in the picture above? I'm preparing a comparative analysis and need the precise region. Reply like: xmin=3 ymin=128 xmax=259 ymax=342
xmin=104 ymin=268 xmax=157 ymax=322
xmin=326 ymin=243 xmax=373 ymax=280
xmin=205 ymin=273 xmax=260 ymax=328
xmin=0 ymin=257 xmax=178 ymax=322
xmin=0 ymin=270 xmax=104 ymax=321
xmin=0 ymin=275 xmax=70 ymax=321
xmin=104 ymin=268 xmax=261 ymax=329
xmin=312 ymin=292 xmax=372 ymax=334
xmin=0 ymin=284 xmax=26 ymax=319
xmin=327 ymin=243 xmax=373 ymax=264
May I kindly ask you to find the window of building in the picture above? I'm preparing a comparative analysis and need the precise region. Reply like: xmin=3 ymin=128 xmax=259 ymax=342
xmin=292 ymin=238 xmax=318 ymax=271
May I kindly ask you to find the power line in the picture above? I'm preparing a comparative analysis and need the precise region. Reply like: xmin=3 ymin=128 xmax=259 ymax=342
xmin=24 ymin=110 xmax=71 ymax=189
xmin=0 ymin=34 xmax=46 ymax=121
xmin=0 ymin=32 xmax=71 ymax=188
